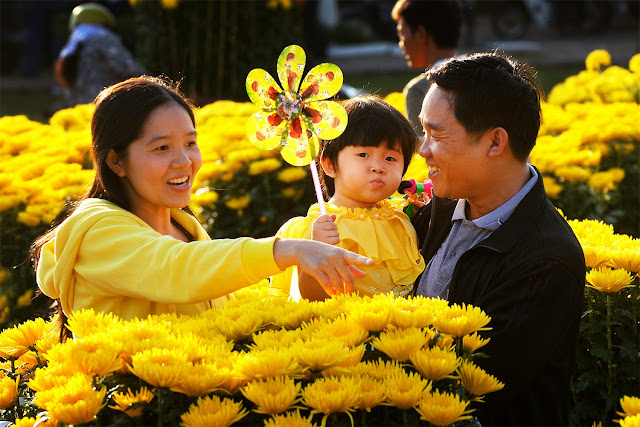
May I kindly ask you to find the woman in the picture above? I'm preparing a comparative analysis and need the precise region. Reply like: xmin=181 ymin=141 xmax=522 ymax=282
xmin=31 ymin=76 xmax=370 ymax=325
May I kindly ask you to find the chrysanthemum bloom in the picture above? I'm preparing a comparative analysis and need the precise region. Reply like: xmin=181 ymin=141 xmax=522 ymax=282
xmin=14 ymin=351 xmax=40 ymax=379
xmin=293 ymin=339 xmax=351 ymax=371
xmin=586 ymin=267 xmax=634 ymax=293
xmin=45 ymin=336 xmax=122 ymax=376
xmin=433 ymin=303 xmax=491 ymax=338
xmin=264 ymin=409 xmax=317 ymax=427
xmin=0 ymin=375 xmax=19 ymax=409
xmin=170 ymin=362 xmax=231 ymax=396
xmin=109 ymin=387 xmax=154 ymax=418
xmin=0 ymin=317 xmax=50 ymax=359
xmin=235 ymin=348 xmax=304 ymax=381
xmin=337 ymin=344 xmax=366 ymax=368
xmin=128 ymin=347 xmax=188 ymax=388
xmin=384 ymin=370 xmax=431 ymax=409
xmin=241 ymin=375 xmax=301 ymax=415
xmin=38 ymin=377 xmax=107 ymax=425
xmin=630 ymin=53 xmax=640 ymax=73
xmin=457 ymin=360 xmax=504 ymax=399
xmin=619 ymin=395 xmax=640 ymax=417
xmin=409 ymin=345 xmax=459 ymax=381
xmin=354 ymin=376 xmax=386 ymax=411
xmin=252 ymin=328 xmax=303 ymax=350
xmin=12 ymin=416 xmax=58 ymax=427
xmin=345 ymin=299 xmax=391 ymax=332
xmin=213 ymin=308 xmax=265 ymax=341
xmin=65 ymin=308 xmax=119 ymax=338
xmin=371 ymin=327 xmax=428 ymax=362
xmin=310 ymin=315 xmax=369 ymax=348
xmin=416 ymin=389 xmax=474 ymax=426
xmin=180 ymin=395 xmax=248 ymax=427
xmin=462 ymin=332 xmax=491 ymax=353
xmin=301 ymin=376 xmax=359 ymax=426
xmin=389 ymin=296 xmax=447 ymax=329
xmin=13 ymin=417 xmax=36 ymax=427
xmin=273 ymin=299 xmax=316 ymax=329
xmin=585 ymin=49 xmax=612 ymax=71
xmin=619 ymin=414 xmax=640 ymax=427
xmin=610 ymin=248 xmax=640 ymax=274
xmin=28 ymin=365 xmax=77 ymax=393
xmin=277 ymin=167 xmax=308 ymax=183
xmin=582 ymin=244 xmax=612 ymax=269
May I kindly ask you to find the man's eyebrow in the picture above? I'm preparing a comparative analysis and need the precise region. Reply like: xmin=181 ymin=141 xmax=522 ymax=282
xmin=421 ymin=119 xmax=442 ymax=131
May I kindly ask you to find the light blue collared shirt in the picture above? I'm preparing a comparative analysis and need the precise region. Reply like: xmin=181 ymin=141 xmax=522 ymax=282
xmin=417 ymin=165 xmax=538 ymax=299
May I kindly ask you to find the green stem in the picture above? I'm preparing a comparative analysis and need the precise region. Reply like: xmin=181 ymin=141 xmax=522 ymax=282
xmin=605 ymin=293 xmax=613 ymax=420
xmin=402 ymin=409 xmax=408 ymax=426
xmin=157 ymin=388 xmax=165 ymax=427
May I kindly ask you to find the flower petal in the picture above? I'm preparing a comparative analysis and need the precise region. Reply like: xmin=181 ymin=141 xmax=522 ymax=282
xmin=277 ymin=45 xmax=306 ymax=93
xmin=246 ymin=69 xmax=282 ymax=111
xmin=280 ymin=122 xmax=319 ymax=166
xmin=246 ymin=111 xmax=287 ymax=150
xmin=303 ymin=100 xmax=348 ymax=140
xmin=299 ymin=63 xmax=343 ymax=101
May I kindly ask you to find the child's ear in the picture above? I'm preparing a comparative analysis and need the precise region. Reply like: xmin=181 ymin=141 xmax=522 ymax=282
xmin=320 ymin=154 xmax=336 ymax=178
xmin=106 ymin=149 xmax=126 ymax=177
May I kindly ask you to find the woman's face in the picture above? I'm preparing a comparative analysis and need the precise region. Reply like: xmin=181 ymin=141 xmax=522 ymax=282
xmin=108 ymin=101 xmax=202 ymax=219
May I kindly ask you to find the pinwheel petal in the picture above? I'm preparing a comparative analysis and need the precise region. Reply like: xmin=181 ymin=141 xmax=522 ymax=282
xmin=246 ymin=111 xmax=287 ymax=150
xmin=280 ymin=120 xmax=319 ymax=166
xmin=246 ymin=69 xmax=282 ymax=111
xmin=303 ymin=100 xmax=348 ymax=140
xmin=299 ymin=63 xmax=344 ymax=102
xmin=277 ymin=45 xmax=306 ymax=93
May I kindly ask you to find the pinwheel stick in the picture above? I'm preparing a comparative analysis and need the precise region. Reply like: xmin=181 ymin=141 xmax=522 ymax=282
xmin=310 ymin=159 xmax=327 ymax=215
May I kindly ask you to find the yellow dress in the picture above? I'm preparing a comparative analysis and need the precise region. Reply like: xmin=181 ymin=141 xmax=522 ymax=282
xmin=269 ymin=198 xmax=425 ymax=300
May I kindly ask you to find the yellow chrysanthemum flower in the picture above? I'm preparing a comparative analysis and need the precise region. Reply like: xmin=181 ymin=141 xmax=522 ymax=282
xmin=462 ymin=332 xmax=491 ymax=353
xmin=433 ymin=303 xmax=492 ymax=338
xmin=235 ymin=348 xmax=303 ymax=381
xmin=354 ymin=376 xmax=387 ymax=411
xmin=389 ymin=296 xmax=447 ymax=329
xmin=542 ymin=176 xmax=563 ymax=199
xmin=301 ymin=376 xmax=359 ymax=424
xmin=248 ymin=157 xmax=282 ymax=175
xmin=309 ymin=315 xmax=369 ymax=348
xmin=0 ymin=375 xmax=19 ymax=409
xmin=336 ymin=344 xmax=366 ymax=368
xmin=555 ymin=165 xmax=591 ymax=183
xmin=264 ymin=409 xmax=317 ymax=427
xmin=272 ymin=299 xmax=316 ymax=330
xmin=251 ymin=328 xmax=304 ymax=350
xmin=12 ymin=417 xmax=57 ymax=427
xmin=293 ymin=339 xmax=351 ymax=371
xmin=277 ymin=167 xmax=308 ymax=183
xmin=385 ymin=370 xmax=431 ymax=409
xmin=629 ymin=53 xmax=640 ymax=73
xmin=180 ymin=395 xmax=248 ymax=427
xmin=160 ymin=0 xmax=179 ymax=9
xmin=610 ymin=248 xmax=640 ymax=273
xmin=109 ymin=387 xmax=154 ymax=418
xmin=585 ymin=49 xmax=612 ymax=71
xmin=66 ymin=308 xmax=120 ymax=338
xmin=225 ymin=195 xmax=251 ymax=211
xmin=345 ymin=299 xmax=391 ymax=332
xmin=586 ymin=267 xmax=634 ymax=293
xmin=45 ymin=336 xmax=122 ymax=376
xmin=458 ymin=360 xmax=505 ymax=399
xmin=0 ymin=317 xmax=50 ymax=359
xmin=13 ymin=417 xmax=36 ymax=427
xmin=170 ymin=362 xmax=230 ymax=396
xmin=582 ymin=244 xmax=612 ymax=269
xmin=619 ymin=414 xmax=640 ymax=427
xmin=27 ymin=365 xmax=77 ymax=393
xmin=416 ymin=389 xmax=474 ymax=426
xmin=241 ymin=375 xmax=301 ymax=415
xmin=619 ymin=395 xmax=640 ymax=417
xmin=128 ymin=347 xmax=188 ymax=388
xmin=371 ymin=327 xmax=428 ymax=362
xmin=409 ymin=345 xmax=460 ymax=381
xmin=39 ymin=379 xmax=107 ymax=425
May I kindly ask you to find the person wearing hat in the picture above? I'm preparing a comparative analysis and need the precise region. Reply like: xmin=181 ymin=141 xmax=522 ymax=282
xmin=55 ymin=2 xmax=145 ymax=106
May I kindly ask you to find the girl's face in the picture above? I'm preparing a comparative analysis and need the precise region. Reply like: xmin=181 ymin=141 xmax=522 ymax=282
xmin=322 ymin=142 xmax=404 ymax=209
xmin=107 ymin=101 xmax=202 ymax=221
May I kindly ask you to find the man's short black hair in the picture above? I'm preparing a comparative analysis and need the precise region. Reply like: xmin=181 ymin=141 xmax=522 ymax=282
xmin=391 ymin=0 xmax=463 ymax=49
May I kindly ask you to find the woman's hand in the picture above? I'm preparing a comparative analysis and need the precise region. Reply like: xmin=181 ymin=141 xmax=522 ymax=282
xmin=273 ymin=239 xmax=371 ymax=296
xmin=311 ymin=214 xmax=340 ymax=245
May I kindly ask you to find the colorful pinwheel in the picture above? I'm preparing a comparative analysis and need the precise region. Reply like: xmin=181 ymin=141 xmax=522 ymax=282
xmin=246 ymin=45 xmax=348 ymax=213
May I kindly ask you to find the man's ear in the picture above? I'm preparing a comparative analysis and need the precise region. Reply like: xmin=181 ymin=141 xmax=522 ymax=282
xmin=106 ymin=149 xmax=126 ymax=177
xmin=486 ymin=127 xmax=509 ymax=158
xmin=320 ymin=154 xmax=336 ymax=178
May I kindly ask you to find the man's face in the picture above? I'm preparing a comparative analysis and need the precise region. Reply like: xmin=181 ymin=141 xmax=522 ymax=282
xmin=418 ymin=85 xmax=488 ymax=200
xmin=396 ymin=17 xmax=426 ymax=69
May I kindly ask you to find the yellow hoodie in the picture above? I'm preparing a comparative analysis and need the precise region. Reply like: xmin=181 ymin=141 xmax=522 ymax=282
xmin=38 ymin=198 xmax=282 ymax=320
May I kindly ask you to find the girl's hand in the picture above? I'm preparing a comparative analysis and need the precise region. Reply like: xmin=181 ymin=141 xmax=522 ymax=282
xmin=312 ymin=214 xmax=340 ymax=245
xmin=273 ymin=239 xmax=370 ymax=296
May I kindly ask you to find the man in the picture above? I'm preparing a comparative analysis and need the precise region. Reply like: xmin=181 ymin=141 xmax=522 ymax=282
xmin=391 ymin=0 xmax=462 ymax=136
xmin=412 ymin=53 xmax=586 ymax=425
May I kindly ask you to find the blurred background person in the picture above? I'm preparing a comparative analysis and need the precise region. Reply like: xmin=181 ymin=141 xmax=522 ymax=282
xmin=55 ymin=2 xmax=145 ymax=106
xmin=391 ymin=0 xmax=462 ymax=137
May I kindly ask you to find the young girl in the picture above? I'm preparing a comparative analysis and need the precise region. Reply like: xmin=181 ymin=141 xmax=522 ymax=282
xmin=270 ymin=95 xmax=425 ymax=301
xmin=30 ymin=76 xmax=372 ymax=330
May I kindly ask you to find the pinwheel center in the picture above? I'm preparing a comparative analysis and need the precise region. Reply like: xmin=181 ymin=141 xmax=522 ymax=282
xmin=276 ymin=91 xmax=303 ymax=121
